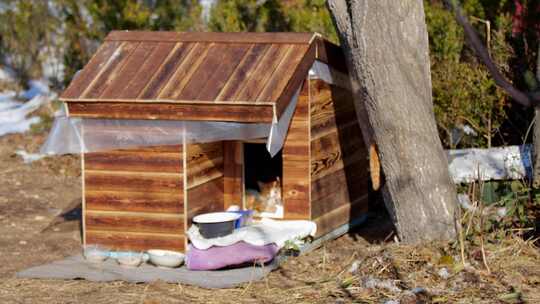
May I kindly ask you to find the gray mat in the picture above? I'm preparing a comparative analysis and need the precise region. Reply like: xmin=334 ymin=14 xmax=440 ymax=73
xmin=16 ymin=255 xmax=279 ymax=289
xmin=16 ymin=216 xmax=368 ymax=288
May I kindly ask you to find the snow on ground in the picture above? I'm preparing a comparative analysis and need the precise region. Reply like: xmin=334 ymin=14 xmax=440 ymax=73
xmin=0 ymin=72 xmax=54 ymax=139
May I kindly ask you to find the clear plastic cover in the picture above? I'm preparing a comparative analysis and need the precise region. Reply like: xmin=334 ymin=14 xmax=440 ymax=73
xmin=41 ymin=61 xmax=343 ymax=156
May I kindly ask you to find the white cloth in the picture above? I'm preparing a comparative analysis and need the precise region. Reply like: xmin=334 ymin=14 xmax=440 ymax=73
xmin=187 ymin=218 xmax=317 ymax=250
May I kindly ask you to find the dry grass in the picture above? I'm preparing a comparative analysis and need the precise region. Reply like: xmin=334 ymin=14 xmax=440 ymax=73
xmin=0 ymin=123 xmax=539 ymax=303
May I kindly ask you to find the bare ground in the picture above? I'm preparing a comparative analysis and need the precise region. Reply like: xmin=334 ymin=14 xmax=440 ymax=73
xmin=0 ymin=132 xmax=539 ymax=304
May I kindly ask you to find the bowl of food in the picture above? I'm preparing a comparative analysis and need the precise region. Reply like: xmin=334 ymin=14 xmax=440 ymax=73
xmin=116 ymin=251 xmax=144 ymax=268
xmin=193 ymin=212 xmax=242 ymax=238
xmin=83 ymin=244 xmax=109 ymax=263
xmin=147 ymin=249 xmax=185 ymax=268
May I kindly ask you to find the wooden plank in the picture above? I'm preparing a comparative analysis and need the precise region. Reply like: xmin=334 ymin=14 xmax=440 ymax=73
xmin=309 ymin=79 xmax=370 ymax=222
xmin=61 ymin=41 xmax=121 ymax=99
xmin=275 ymin=42 xmax=316 ymax=118
xmin=195 ymin=44 xmax=251 ymax=101
xmin=312 ymin=194 xmax=368 ymax=238
xmin=234 ymin=44 xmax=291 ymax=102
xmin=105 ymin=31 xmax=315 ymax=44
xmin=85 ymin=170 xmax=182 ymax=193
xmin=138 ymin=42 xmax=195 ymax=99
xmin=310 ymin=127 xmax=367 ymax=181
xmin=282 ymin=79 xmax=310 ymax=220
xmin=117 ymin=42 xmax=175 ymax=99
xmin=85 ymin=150 xmax=182 ymax=173
xmin=85 ymin=230 xmax=185 ymax=252
xmin=107 ymin=145 xmax=181 ymax=153
xmin=85 ymin=211 xmax=184 ymax=234
xmin=158 ymin=42 xmax=210 ymax=100
xmin=310 ymin=81 xmax=358 ymax=139
xmin=216 ymin=44 xmax=271 ymax=101
xmin=100 ymin=42 xmax=158 ymax=99
xmin=67 ymin=102 xmax=274 ymax=123
xmin=176 ymin=43 xmax=239 ymax=100
xmin=186 ymin=177 xmax=224 ymax=225
xmin=186 ymin=142 xmax=224 ymax=189
xmin=85 ymin=190 xmax=183 ymax=213
xmin=315 ymin=37 xmax=348 ymax=73
xmin=256 ymin=44 xmax=309 ymax=102
xmin=81 ymin=42 xmax=139 ymax=99
xmin=223 ymin=141 xmax=243 ymax=208
xmin=311 ymin=168 xmax=370 ymax=218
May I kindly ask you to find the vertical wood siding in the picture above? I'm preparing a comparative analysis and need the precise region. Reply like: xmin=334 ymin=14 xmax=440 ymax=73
xmin=309 ymin=79 xmax=369 ymax=237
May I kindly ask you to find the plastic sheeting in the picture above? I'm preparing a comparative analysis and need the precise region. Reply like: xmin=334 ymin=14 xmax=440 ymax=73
xmin=41 ymin=61 xmax=342 ymax=156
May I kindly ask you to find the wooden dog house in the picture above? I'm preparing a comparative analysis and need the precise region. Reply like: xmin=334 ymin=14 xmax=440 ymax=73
xmin=59 ymin=31 xmax=370 ymax=252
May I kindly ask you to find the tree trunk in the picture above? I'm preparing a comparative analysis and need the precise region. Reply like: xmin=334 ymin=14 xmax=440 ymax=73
xmin=327 ymin=0 xmax=458 ymax=243
xmin=532 ymin=43 xmax=540 ymax=187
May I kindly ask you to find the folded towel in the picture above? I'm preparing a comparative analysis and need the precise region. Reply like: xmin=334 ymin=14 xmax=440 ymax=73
xmin=187 ymin=218 xmax=317 ymax=250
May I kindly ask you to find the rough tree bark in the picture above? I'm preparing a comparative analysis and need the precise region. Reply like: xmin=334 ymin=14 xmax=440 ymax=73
xmin=533 ymin=43 xmax=540 ymax=187
xmin=327 ymin=0 xmax=458 ymax=243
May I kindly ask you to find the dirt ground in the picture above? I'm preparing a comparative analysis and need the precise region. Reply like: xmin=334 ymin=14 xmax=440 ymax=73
xmin=0 ymin=131 xmax=539 ymax=304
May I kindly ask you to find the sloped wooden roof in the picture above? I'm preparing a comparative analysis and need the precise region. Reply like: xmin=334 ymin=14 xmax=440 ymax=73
xmin=61 ymin=31 xmax=345 ymax=120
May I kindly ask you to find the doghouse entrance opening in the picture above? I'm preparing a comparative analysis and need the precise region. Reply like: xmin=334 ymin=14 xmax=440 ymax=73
xmin=243 ymin=143 xmax=283 ymax=218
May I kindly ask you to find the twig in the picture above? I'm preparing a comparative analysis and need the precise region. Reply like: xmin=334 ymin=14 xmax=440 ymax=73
xmin=444 ymin=0 xmax=537 ymax=106
xmin=478 ymin=178 xmax=491 ymax=274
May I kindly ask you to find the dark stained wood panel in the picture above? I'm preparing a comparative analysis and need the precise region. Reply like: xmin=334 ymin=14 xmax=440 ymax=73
xmin=85 ymin=170 xmax=182 ymax=193
xmin=85 ymin=211 xmax=184 ymax=234
xmin=61 ymin=33 xmax=344 ymax=120
xmin=309 ymin=79 xmax=369 ymax=226
xmin=86 ymin=230 xmax=185 ymax=252
xmin=81 ymin=42 xmax=139 ymax=99
xmin=100 ymin=42 xmax=158 ymax=99
xmin=85 ymin=190 xmax=183 ymax=214
xmin=186 ymin=177 xmax=224 ymax=225
xmin=312 ymin=194 xmax=368 ymax=238
xmin=138 ymin=42 xmax=195 ymax=99
xmin=158 ymin=43 xmax=209 ymax=99
xmin=117 ymin=42 xmax=176 ymax=99
xmin=282 ymin=79 xmax=310 ymax=220
xmin=315 ymin=38 xmax=348 ymax=73
xmin=223 ymin=141 xmax=243 ymax=209
xmin=83 ymin=144 xmax=185 ymax=252
xmin=105 ymin=31 xmax=315 ymax=44
xmin=275 ymin=42 xmax=317 ymax=117
xmin=233 ymin=44 xmax=291 ymax=101
xmin=67 ymin=102 xmax=274 ymax=123
xmin=216 ymin=44 xmax=271 ymax=101
xmin=195 ymin=44 xmax=251 ymax=101
xmin=176 ymin=43 xmax=237 ymax=100
xmin=185 ymin=143 xmax=225 ymax=224
xmin=186 ymin=142 xmax=224 ymax=189
xmin=256 ymin=44 xmax=309 ymax=102
xmin=85 ymin=150 xmax=182 ymax=173
xmin=61 ymin=41 xmax=121 ymax=99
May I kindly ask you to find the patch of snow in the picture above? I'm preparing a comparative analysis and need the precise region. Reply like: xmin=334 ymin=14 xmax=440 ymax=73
xmin=15 ymin=150 xmax=46 ymax=164
xmin=447 ymin=145 xmax=532 ymax=183
xmin=457 ymin=194 xmax=474 ymax=210
xmin=19 ymin=80 xmax=50 ymax=100
xmin=0 ymin=79 xmax=52 ymax=137
xmin=363 ymin=276 xmax=402 ymax=293
xmin=438 ymin=267 xmax=450 ymax=279
xmin=0 ymin=66 xmax=16 ymax=82
xmin=0 ymin=116 xmax=41 ymax=137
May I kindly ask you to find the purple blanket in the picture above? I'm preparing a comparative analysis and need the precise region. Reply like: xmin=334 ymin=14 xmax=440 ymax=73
xmin=186 ymin=241 xmax=279 ymax=271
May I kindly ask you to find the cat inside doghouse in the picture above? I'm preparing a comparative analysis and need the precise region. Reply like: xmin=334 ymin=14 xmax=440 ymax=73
xmin=243 ymin=142 xmax=283 ymax=218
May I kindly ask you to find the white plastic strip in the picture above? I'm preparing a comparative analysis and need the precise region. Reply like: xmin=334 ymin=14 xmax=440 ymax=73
xmin=41 ymin=61 xmax=346 ymax=156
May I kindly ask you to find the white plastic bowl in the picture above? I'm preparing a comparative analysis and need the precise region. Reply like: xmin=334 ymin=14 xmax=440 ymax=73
xmin=116 ymin=252 xmax=144 ymax=268
xmin=83 ymin=244 xmax=109 ymax=263
xmin=147 ymin=249 xmax=185 ymax=268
